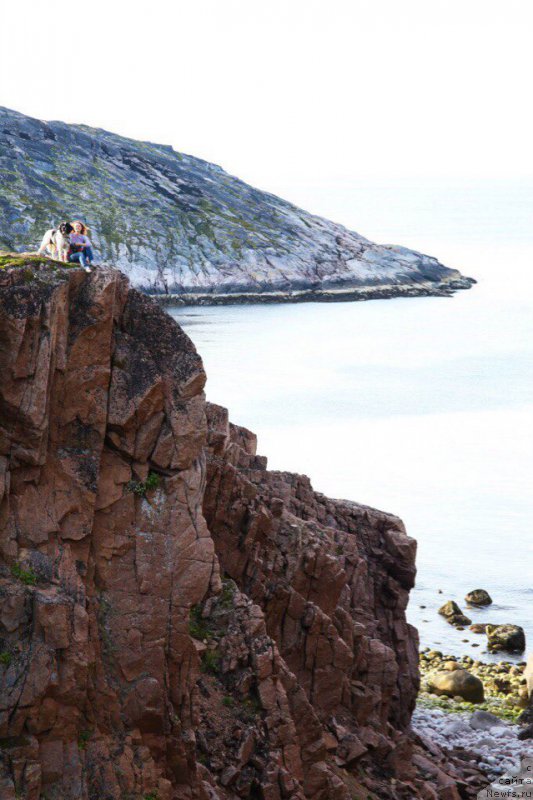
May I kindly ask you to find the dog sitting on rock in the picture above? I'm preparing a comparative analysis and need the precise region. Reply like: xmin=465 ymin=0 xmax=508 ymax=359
xmin=38 ymin=222 xmax=74 ymax=262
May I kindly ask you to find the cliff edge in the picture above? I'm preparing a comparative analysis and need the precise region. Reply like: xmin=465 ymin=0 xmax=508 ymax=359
xmin=0 ymin=260 xmax=486 ymax=799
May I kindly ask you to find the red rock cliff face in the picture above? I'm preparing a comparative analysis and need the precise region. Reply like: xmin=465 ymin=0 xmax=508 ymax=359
xmin=0 ymin=264 xmax=480 ymax=800
xmin=202 ymin=406 xmax=421 ymax=798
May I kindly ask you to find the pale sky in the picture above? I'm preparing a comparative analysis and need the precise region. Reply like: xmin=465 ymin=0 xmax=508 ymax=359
xmin=1 ymin=0 xmax=532 ymax=207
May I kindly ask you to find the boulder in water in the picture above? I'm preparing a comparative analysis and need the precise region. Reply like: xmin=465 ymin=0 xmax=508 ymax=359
xmin=486 ymin=624 xmax=526 ymax=653
xmin=438 ymin=600 xmax=472 ymax=627
xmin=465 ymin=589 xmax=492 ymax=606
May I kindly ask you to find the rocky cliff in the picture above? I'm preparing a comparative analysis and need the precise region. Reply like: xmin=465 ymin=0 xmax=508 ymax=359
xmin=0 ymin=259 xmax=486 ymax=799
xmin=0 ymin=107 xmax=475 ymax=303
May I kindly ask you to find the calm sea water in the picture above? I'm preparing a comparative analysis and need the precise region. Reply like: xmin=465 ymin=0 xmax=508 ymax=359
xmin=169 ymin=181 xmax=533 ymax=662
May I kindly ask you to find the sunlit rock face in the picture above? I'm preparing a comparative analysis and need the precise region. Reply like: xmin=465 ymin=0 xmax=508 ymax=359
xmin=0 ymin=106 xmax=474 ymax=301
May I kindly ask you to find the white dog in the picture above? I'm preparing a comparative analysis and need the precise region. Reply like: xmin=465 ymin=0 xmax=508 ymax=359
xmin=38 ymin=222 xmax=74 ymax=262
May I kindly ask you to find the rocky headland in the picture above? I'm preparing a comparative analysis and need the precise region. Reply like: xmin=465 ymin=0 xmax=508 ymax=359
xmin=0 ymin=106 xmax=475 ymax=304
xmin=0 ymin=257 xmax=495 ymax=799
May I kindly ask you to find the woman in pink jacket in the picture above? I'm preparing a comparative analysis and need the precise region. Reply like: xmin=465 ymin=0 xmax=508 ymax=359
xmin=68 ymin=220 xmax=95 ymax=272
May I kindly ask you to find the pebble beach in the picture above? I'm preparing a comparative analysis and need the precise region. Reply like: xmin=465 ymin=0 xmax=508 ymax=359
xmin=415 ymin=648 xmax=532 ymax=783
xmin=412 ymin=705 xmax=532 ymax=780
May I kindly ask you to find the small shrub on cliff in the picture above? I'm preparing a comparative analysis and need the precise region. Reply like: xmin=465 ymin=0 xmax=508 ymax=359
xmin=219 ymin=577 xmax=236 ymax=609
xmin=126 ymin=471 xmax=160 ymax=497
xmin=0 ymin=652 xmax=12 ymax=667
xmin=247 ymin=694 xmax=262 ymax=713
xmin=201 ymin=649 xmax=220 ymax=675
xmin=222 ymin=695 xmax=234 ymax=708
xmin=144 ymin=793 xmax=159 ymax=800
xmin=144 ymin=471 xmax=160 ymax=491
xmin=188 ymin=605 xmax=213 ymax=640
xmin=237 ymin=695 xmax=263 ymax=722
xmin=97 ymin=595 xmax=117 ymax=660
xmin=78 ymin=730 xmax=92 ymax=750
xmin=11 ymin=562 xmax=37 ymax=586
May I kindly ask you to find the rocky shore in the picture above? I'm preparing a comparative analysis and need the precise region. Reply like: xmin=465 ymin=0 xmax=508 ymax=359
xmin=419 ymin=650 xmax=530 ymax=722
xmin=153 ymin=275 xmax=474 ymax=307
xmin=414 ymin=651 xmax=533 ymax=788
xmin=412 ymin=706 xmax=532 ymax=782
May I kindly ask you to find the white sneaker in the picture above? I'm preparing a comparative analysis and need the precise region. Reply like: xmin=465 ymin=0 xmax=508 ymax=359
xmin=85 ymin=266 xmax=92 ymax=273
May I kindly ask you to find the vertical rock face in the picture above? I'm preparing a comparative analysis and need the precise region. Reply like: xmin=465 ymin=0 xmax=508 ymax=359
xmin=203 ymin=404 xmax=420 ymax=795
xmin=205 ymin=403 xmax=422 ymax=724
xmin=0 ymin=262 xmax=483 ymax=800
xmin=0 ymin=264 xmax=219 ymax=799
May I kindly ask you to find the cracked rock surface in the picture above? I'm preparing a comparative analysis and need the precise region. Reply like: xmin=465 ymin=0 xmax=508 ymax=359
xmin=0 ymin=262 xmax=488 ymax=799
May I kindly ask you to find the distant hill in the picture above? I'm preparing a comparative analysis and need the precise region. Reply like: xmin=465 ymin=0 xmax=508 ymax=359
xmin=0 ymin=106 xmax=474 ymax=301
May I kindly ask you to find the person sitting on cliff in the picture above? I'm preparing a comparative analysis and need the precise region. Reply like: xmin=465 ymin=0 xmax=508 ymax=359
xmin=68 ymin=220 xmax=95 ymax=273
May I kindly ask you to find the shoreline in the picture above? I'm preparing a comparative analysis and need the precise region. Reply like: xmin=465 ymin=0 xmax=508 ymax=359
xmin=414 ymin=650 xmax=532 ymax=780
xmin=1 ymin=252 xmax=476 ymax=307
xmin=149 ymin=275 xmax=476 ymax=307
xmin=418 ymin=649 xmax=529 ymax=723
